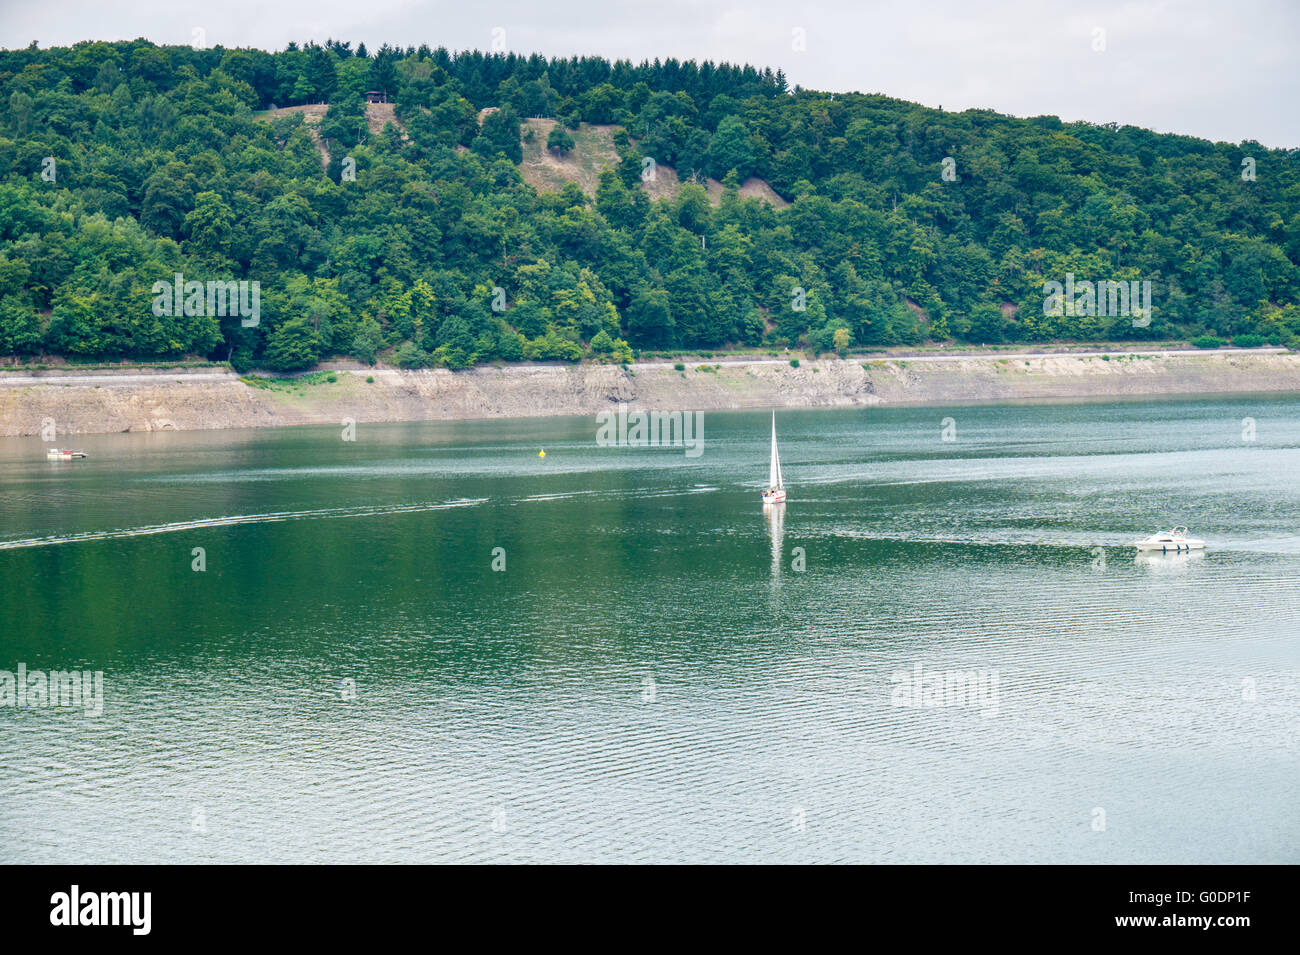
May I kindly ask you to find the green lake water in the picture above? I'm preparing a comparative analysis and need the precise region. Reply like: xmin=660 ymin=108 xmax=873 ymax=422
xmin=2 ymin=396 xmax=1298 ymax=863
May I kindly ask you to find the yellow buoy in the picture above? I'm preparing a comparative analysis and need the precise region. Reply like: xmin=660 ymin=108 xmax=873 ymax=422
xmin=538 ymin=449 xmax=546 ymax=458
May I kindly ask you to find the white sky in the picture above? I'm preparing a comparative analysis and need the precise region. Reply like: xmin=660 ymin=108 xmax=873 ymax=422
xmin=2 ymin=0 xmax=1297 ymax=147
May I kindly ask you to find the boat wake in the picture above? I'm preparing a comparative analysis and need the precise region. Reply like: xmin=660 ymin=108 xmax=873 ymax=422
xmin=0 ymin=498 xmax=489 ymax=550
xmin=0 ymin=481 xmax=735 ymax=551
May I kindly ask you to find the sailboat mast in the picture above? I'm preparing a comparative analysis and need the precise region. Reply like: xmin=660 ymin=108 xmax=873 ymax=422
xmin=769 ymin=411 xmax=783 ymax=489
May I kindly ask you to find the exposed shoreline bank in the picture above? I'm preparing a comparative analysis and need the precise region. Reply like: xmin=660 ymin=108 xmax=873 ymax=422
xmin=3 ymin=348 xmax=1299 ymax=437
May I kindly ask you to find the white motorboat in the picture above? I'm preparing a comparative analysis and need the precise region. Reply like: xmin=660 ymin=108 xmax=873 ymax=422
xmin=1133 ymin=527 xmax=1204 ymax=552
xmin=46 ymin=448 xmax=88 ymax=460
xmin=760 ymin=411 xmax=786 ymax=505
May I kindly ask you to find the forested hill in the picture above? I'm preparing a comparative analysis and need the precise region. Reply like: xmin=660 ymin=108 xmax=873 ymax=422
xmin=1 ymin=39 xmax=1298 ymax=370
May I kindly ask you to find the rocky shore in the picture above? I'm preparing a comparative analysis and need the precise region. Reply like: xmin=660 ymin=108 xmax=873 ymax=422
xmin=2 ymin=349 xmax=1299 ymax=437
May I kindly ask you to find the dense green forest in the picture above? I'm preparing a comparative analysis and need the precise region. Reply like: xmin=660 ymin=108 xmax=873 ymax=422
xmin=1 ymin=38 xmax=1298 ymax=369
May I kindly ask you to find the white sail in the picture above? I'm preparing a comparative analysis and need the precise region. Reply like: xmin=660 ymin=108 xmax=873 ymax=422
xmin=768 ymin=411 xmax=783 ymax=489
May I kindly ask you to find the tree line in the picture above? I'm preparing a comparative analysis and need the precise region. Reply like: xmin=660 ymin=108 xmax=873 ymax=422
xmin=0 ymin=38 xmax=1297 ymax=369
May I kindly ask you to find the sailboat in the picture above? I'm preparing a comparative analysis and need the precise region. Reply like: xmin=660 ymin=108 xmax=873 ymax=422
xmin=761 ymin=411 xmax=786 ymax=505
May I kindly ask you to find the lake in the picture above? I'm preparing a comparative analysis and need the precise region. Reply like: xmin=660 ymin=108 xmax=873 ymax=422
xmin=2 ymin=396 xmax=1298 ymax=863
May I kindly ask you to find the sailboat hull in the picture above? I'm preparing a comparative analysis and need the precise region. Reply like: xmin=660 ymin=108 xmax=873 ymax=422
xmin=760 ymin=489 xmax=786 ymax=504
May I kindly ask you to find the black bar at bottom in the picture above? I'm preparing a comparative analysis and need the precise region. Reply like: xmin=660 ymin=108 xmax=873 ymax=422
xmin=0 ymin=864 xmax=1287 ymax=942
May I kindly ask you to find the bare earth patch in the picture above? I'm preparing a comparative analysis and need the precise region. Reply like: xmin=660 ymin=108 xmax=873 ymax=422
xmin=641 ymin=166 xmax=788 ymax=208
xmin=518 ymin=118 xmax=789 ymax=208
xmin=257 ymin=104 xmax=329 ymax=124
xmin=520 ymin=119 xmax=622 ymax=196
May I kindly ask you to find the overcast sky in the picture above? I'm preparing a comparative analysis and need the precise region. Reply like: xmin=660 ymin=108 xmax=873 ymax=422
xmin=2 ymin=0 xmax=1297 ymax=147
